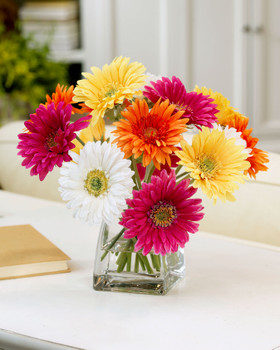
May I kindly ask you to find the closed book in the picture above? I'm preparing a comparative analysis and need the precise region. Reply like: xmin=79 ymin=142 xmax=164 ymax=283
xmin=0 ymin=225 xmax=70 ymax=280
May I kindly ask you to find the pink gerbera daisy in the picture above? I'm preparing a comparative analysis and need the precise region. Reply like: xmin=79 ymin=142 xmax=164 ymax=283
xmin=143 ymin=76 xmax=218 ymax=129
xmin=17 ymin=102 xmax=90 ymax=181
xmin=120 ymin=170 xmax=204 ymax=255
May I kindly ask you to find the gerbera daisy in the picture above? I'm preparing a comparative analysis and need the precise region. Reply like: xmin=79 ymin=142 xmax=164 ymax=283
xmin=45 ymin=84 xmax=85 ymax=114
xmin=58 ymin=141 xmax=134 ymax=225
xmin=225 ymin=114 xmax=269 ymax=179
xmin=112 ymin=98 xmax=187 ymax=169
xmin=17 ymin=102 xmax=90 ymax=181
xmin=120 ymin=170 xmax=204 ymax=256
xmin=72 ymin=118 xmax=106 ymax=155
xmin=143 ymin=76 xmax=218 ymax=128
xmin=194 ymin=86 xmax=235 ymax=125
xmin=176 ymin=127 xmax=251 ymax=202
xmin=73 ymin=56 xmax=147 ymax=126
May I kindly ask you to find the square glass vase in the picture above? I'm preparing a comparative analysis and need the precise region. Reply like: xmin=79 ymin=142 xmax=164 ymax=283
xmin=93 ymin=221 xmax=185 ymax=295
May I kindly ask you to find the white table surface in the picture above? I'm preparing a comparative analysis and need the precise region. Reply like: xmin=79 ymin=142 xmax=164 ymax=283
xmin=0 ymin=190 xmax=280 ymax=350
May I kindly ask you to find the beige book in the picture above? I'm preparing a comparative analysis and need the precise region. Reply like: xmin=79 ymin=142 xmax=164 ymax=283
xmin=0 ymin=225 xmax=71 ymax=280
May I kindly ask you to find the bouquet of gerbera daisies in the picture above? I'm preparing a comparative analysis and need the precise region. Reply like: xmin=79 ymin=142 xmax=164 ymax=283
xmin=17 ymin=57 xmax=269 ymax=293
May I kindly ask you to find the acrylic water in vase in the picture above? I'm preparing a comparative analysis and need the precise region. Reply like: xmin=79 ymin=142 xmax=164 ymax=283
xmin=17 ymin=57 xmax=269 ymax=296
xmin=94 ymin=221 xmax=185 ymax=295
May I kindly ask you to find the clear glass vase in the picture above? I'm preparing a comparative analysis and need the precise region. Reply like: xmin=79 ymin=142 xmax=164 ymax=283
xmin=93 ymin=221 xmax=185 ymax=295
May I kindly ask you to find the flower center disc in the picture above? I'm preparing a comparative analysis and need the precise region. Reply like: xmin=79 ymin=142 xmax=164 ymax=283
xmin=196 ymin=154 xmax=219 ymax=179
xmin=45 ymin=132 xmax=57 ymax=150
xmin=149 ymin=201 xmax=177 ymax=228
xmin=102 ymin=82 xmax=120 ymax=99
xmin=85 ymin=169 xmax=108 ymax=197
xmin=144 ymin=126 xmax=158 ymax=140
xmin=185 ymin=105 xmax=194 ymax=116
xmin=177 ymin=104 xmax=193 ymax=116
xmin=105 ymin=88 xmax=117 ymax=98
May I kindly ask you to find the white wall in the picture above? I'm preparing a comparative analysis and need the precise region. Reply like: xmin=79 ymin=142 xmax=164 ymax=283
xmin=114 ymin=0 xmax=161 ymax=75
xmin=191 ymin=0 xmax=235 ymax=100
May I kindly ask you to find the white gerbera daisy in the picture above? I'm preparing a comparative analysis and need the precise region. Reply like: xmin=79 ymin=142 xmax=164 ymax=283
xmin=58 ymin=141 xmax=134 ymax=225
xmin=214 ymin=124 xmax=251 ymax=155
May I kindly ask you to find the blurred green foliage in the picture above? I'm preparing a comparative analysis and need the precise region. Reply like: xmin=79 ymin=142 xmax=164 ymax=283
xmin=0 ymin=24 xmax=68 ymax=124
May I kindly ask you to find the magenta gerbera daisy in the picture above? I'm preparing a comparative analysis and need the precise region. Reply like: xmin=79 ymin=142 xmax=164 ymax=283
xmin=143 ymin=76 xmax=218 ymax=129
xmin=17 ymin=102 xmax=90 ymax=181
xmin=120 ymin=170 xmax=204 ymax=256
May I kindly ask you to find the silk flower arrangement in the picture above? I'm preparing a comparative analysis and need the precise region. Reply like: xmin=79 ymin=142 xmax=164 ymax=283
xmin=17 ymin=57 xmax=269 ymax=295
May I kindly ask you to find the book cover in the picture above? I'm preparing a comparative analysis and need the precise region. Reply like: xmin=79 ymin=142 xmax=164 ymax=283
xmin=0 ymin=224 xmax=71 ymax=280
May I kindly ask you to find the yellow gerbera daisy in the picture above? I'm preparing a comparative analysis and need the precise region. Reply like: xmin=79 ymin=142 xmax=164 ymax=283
xmin=194 ymin=86 xmax=236 ymax=125
xmin=175 ymin=127 xmax=250 ymax=203
xmin=72 ymin=118 xmax=106 ymax=154
xmin=73 ymin=56 xmax=146 ymax=126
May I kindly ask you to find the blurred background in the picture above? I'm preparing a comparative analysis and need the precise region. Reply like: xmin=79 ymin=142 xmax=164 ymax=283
xmin=0 ymin=0 xmax=279 ymax=152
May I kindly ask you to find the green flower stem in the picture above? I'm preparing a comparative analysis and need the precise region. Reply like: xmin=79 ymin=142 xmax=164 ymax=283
xmin=154 ymin=255 xmax=161 ymax=271
xmin=155 ymin=255 xmax=161 ymax=271
xmin=138 ymin=254 xmax=154 ymax=274
xmin=150 ymin=254 xmax=156 ymax=269
xmin=156 ymin=254 xmax=161 ymax=269
xmin=151 ymin=254 xmax=161 ymax=272
xmin=137 ymin=253 xmax=146 ymax=271
xmin=116 ymin=251 xmax=125 ymax=265
xmin=144 ymin=163 xmax=155 ymax=183
xmin=101 ymin=228 xmax=126 ymax=261
xmin=116 ymin=240 xmax=132 ymax=265
xmin=130 ymin=157 xmax=142 ymax=190
xmin=143 ymin=256 xmax=154 ymax=274
xmin=134 ymin=254 xmax=140 ymax=273
xmin=162 ymin=255 xmax=167 ymax=271
xmin=75 ymin=135 xmax=85 ymax=146
xmin=126 ymin=252 xmax=132 ymax=272
xmin=103 ymin=225 xmax=109 ymax=243
xmin=129 ymin=158 xmax=137 ymax=190
xmin=176 ymin=175 xmax=192 ymax=185
xmin=101 ymin=228 xmax=161 ymax=275
xmin=176 ymin=171 xmax=190 ymax=180
xmin=175 ymin=164 xmax=183 ymax=175
xmin=117 ymin=253 xmax=127 ymax=273
xmin=126 ymin=239 xmax=134 ymax=272
xmin=116 ymin=239 xmax=133 ymax=272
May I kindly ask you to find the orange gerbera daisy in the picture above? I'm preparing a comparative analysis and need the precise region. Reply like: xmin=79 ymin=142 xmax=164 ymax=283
xmin=112 ymin=99 xmax=188 ymax=169
xmin=44 ymin=84 xmax=87 ymax=114
xmin=226 ymin=114 xmax=269 ymax=179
